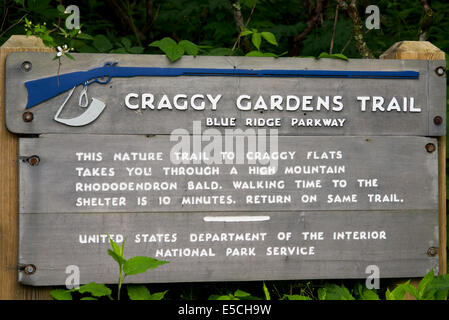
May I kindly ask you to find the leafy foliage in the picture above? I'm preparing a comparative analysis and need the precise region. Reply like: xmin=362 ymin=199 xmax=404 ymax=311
xmin=50 ymin=237 xmax=168 ymax=300
xmin=150 ymin=37 xmax=202 ymax=62
xmin=127 ymin=285 xmax=168 ymax=301
xmin=385 ymin=270 xmax=449 ymax=300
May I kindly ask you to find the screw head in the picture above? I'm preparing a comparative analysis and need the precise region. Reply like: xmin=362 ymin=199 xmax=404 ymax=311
xmin=21 ymin=61 xmax=32 ymax=72
xmin=22 ymin=111 xmax=33 ymax=122
xmin=425 ymin=143 xmax=436 ymax=153
xmin=435 ymin=66 xmax=446 ymax=76
xmin=427 ymin=247 xmax=438 ymax=257
xmin=27 ymin=155 xmax=40 ymax=166
xmin=23 ymin=264 xmax=36 ymax=275
xmin=433 ymin=116 xmax=443 ymax=126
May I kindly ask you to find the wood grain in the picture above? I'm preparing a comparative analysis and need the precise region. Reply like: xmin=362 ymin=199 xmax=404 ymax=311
xmin=0 ymin=36 xmax=53 ymax=300
xmin=381 ymin=40 xmax=447 ymax=300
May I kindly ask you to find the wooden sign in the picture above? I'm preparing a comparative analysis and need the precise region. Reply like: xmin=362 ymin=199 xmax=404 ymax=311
xmin=18 ymin=134 xmax=438 ymax=285
xmin=4 ymin=53 xmax=446 ymax=136
xmin=5 ymin=52 xmax=444 ymax=286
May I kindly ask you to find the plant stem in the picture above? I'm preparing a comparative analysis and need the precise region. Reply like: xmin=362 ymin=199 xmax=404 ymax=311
xmin=330 ymin=4 xmax=339 ymax=54
xmin=118 ymin=268 xmax=123 ymax=300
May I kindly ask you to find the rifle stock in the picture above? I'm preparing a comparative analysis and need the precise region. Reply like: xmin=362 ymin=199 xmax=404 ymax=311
xmin=24 ymin=67 xmax=109 ymax=109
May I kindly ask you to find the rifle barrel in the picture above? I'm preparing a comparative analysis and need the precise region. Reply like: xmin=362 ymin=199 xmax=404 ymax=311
xmin=24 ymin=65 xmax=419 ymax=109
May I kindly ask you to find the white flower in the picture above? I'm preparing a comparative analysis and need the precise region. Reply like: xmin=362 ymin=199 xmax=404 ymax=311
xmin=56 ymin=44 xmax=70 ymax=58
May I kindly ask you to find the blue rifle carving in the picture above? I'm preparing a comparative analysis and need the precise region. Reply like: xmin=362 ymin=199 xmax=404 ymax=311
xmin=24 ymin=62 xmax=419 ymax=126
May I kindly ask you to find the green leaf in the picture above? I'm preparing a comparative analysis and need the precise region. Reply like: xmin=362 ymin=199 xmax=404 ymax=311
xmin=150 ymin=37 xmax=184 ymax=62
xmin=57 ymin=5 xmax=66 ymax=13
xmin=385 ymin=288 xmax=393 ymax=300
xmin=261 ymin=32 xmax=278 ymax=46
xmin=322 ymin=284 xmax=355 ymax=300
xmin=245 ymin=50 xmax=266 ymax=57
xmin=164 ymin=45 xmax=184 ymax=62
xmin=80 ymin=297 xmax=98 ymax=300
xmin=232 ymin=289 xmax=262 ymax=300
xmin=78 ymin=282 xmax=112 ymax=297
xmin=328 ymin=53 xmax=349 ymax=61
xmin=109 ymin=237 xmax=124 ymax=258
xmin=178 ymin=40 xmax=199 ymax=56
xmin=119 ymin=238 xmax=125 ymax=257
xmin=157 ymin=37 xmax=177 ymax=50
xmin=40 ymin=34 xmax=55 ymax=47
xmin=283 ymin=294 xmax=312 ymax=300
xmin=148 ymin=290 xmax=168 ymax=300
xmin=251 ymin=32 xmax=262 ymax=50
xmin=317 ymin=288 xmax=326 ymax=300
xmin=240 ymin=30 xmax=253 ymax=36
xmin=107 ymin=249 xmax=126 ymax=265
xmin=50 ymin=289 xmax=72 ymax=300
xmin=426 ymin=274 xmax=449 ymax=299
xmin=359 ymin=288 xmax=380 ymax=300
xmin=76 ymin=33 xmax=94 ymax=41
xmin=121 ymin=37 xmax=132 ymax=49
xmin=149 ymin=40 xmax=161 ymax=47
xmin=418 ymin=269 xmax=435 ymax=299
xmin=316 ymin=52 xmax=349 ymax=61
xmin=260 ymin=52 xmax=278 ymax=57
xmin=127 ymin=285 xmax=152 ymax=300
xmin=93 ymin=35 xmax=113 ymax=52
xmin=108 ymin=236 xmax=126 ymax=266
xmin=65 ymin=53 xmax=75 ymax=60
xmin=263 ymin=282 xmax=271 ymax=300
xmin=386 ymin=280 xmax=416 ymax=300
xmin=234 ymin=289 xmax=251 ymax=298
xmin=123 ymin=256 xmax=168 ymax=276
xmin=245 ymin=51 xmax=278 ymax=57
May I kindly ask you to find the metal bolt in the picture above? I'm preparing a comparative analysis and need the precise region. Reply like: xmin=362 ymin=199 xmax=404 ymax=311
xmin=21 ymin=61 xmax=32 ymax=72
xmin=433 ymin=116 xmax=443 ymax=126
xmin=21 ymin=264 xmax=36 ymax=275
xmin=427 ymin=247 xmax=438 ymax=257
xmin=27 ymin=155 xmax=40 ymax=166
xmin=22 ymin=111 xmax=33 ymax=122
xmin=425 ymin=143 xmax=436 ymax=153
xmin=435 ymin=66 xmax=446 ymax=76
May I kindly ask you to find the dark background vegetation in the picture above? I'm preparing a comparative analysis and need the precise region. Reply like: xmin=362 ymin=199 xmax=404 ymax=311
xmin=2 ymin=0 xmax=449 ymax=58
xmin=1 ymin=0 xmax=448 ymax=300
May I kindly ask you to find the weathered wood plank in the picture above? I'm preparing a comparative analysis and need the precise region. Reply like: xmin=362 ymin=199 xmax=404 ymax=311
xmin=18 ymin=135 xmax=438 ymax=214
xmin=0 ymin=36 xmax=53 ymax=300
xmin=4 ymin=53 xmax=446 ymax=136
xmin=381 ymin=40 xmax=447 ymax=299
xmin=19 ymin=210 xmax=438 ymax=285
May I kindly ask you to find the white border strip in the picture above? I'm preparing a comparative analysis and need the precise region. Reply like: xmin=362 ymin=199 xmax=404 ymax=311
xmin=203 ymin=215 xmax=270 ymax=222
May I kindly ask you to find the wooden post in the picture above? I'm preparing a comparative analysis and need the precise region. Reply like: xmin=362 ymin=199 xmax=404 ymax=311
xmin=0 ymin=36 xmax=54 ymax=300
xmin=380 ymin=41 xmax=447 ymax=298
